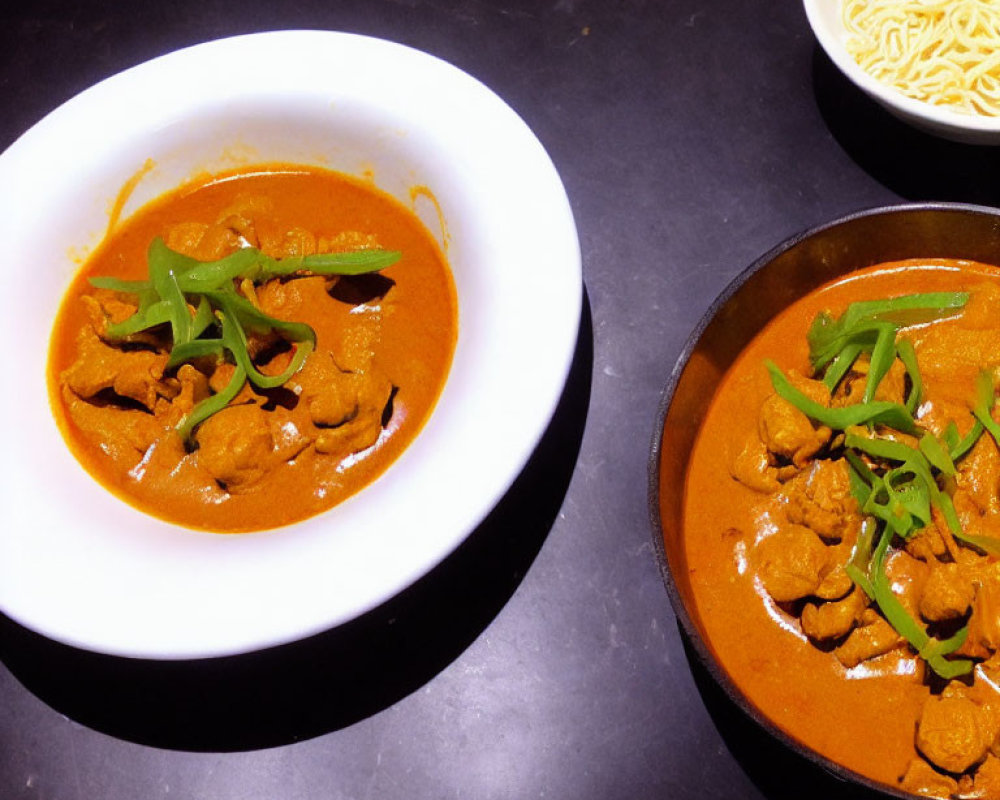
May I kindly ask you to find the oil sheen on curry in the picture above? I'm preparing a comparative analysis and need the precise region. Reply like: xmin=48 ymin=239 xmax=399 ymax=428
xmin=683 ymin=259 xmax=1000 ymax=798
xmin=48 ymin=165 xmax=457 ymax=532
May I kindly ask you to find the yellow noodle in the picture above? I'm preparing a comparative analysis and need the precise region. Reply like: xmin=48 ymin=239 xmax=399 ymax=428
xmin=842 ymin=0 xmax=1000 ymax=116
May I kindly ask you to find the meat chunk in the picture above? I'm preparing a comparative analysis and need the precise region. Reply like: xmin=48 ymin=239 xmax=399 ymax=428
xmin=835 ymin=609 xmax=904 ymax=668
xmin=60 ymin=385 xmax=161 ymax=462
xmin=916 ymin=693 xmax=993 ymax=774
xmin=195 ymin=404 xmax=275 ymax=492
xmin=961 ymin=562 xmax=1000 ymax=660
xmin=884 ymin=549 xmax=929 ymax=620
xmin=972 ymin=755 xmax=1000 ymax=797
xmin=754 ymin=524 xmax=829 ymax=602
xmin=294 ymin=351 xmax=393 ymax=460
xmin=899 ymin=757 xmax=958 ymax=797
xmin=905 ymin=522 xmax=950 ymax=562
xmin=758 ymin=371 xmax=831 ymax=468
xmin=782 ymin=459 xmax=859 ymax=541
xmin=62 ymin=325 xmax=172 ymax=411
xmin=920 ymin=562 xmax=975 ymax=623
xmin=954 ymin=432 xmax=1000 ymax=517
xmin=729 ymin=436 xmax=781 ymax=493
xmin=801 ymin=587 xmax=869 ymax=642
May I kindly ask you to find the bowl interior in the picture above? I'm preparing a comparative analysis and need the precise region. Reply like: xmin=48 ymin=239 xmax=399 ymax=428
xmin=0 ymin=31 xmax=581 ymax=659
xmin=651 ymin=204 xmax=1000 ymax=789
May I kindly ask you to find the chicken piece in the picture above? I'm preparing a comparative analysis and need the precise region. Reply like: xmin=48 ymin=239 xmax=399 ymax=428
xmin=899 ymin=757 xmax=958 ymax=797
xmin=317 ymin=231 xmax=380 ymax=253
xmin=153 ymin=364 xmax=211 ymax=428
xmin=62 ymin=325 xmax=172 ymax=411
xmin=920 ymin=562 xmax=975 ymax=623
xmin=954 ymin=432 xmax=1000 ymax=517
xmin=195 ymin=404 xmax=275 ymax=492
xmin=758 ymin=371 xmax=831 ymax=468
xmin=165 ymin=222 xmax=210 ymax=257
xmin=729 ymin=436 xmax=781 ymax=493
xmin=972 ymin=755 xmax=1000 ymax=798
xmin=961 ymin=562 xmax=1000 ymax=660
xmin=814 ymin=537 xmax=856 ymax=601
xmin=800 ymin=587 xmax=869 ymax=642
xmin=885 ymin=549 xmax=929 ymax=620
xmin=910 ymin=286 xmax=1000 ymax=427
xmin=835 ymin=609 xmax=904 ymax=668
xmin=917 ymin=693 xmax=993 ymax=775
xmin=60 ymin=385 xmax=161 ymax=462
xmin=814 ymin=561 xmax=854 ymax=601
xmin=80 ymin=292 xmax=166 ymax=350
xmin=782 ymin=459 xmax=859 ymax=542
xmin=754 ymin=524 xmax=829 ymax=603
xmin=906 ymin=522 xmax=950 ymax=562
xmin=274 ymin=226 xmax=317 ymax=258
xmin=312 ymin=370 xmax=393 ymax=458
xmin=292 ymin=351 xmax=393 ymax=460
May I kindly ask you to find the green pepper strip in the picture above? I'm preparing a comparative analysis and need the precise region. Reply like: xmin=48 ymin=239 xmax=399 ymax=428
xmin=89 ymin=276 xmax=153 ymax=293
xmin=105 ymin=299 xmax=172 ymax=339
xmin=868 ymin=531 xmax=973 ymax=679
xmin=844 ymin=516 xmax=877 ymax=598
xmin=845 ymin=460 xmax=972 ymax=678
xmin=766 ymin=361 xmax=917 ymax=434
xmin=148 ymin=239 xmax=193 ymax=348
xmin=863 ymin=324 xmax=898 ymax=404
xmin=176 ymin=364 xmax=246 ymax=441
xmin=166 ymin=338 xmax=225 ymax=369
xmin=919 ymin=432 xmax=956 ymax=478
xmin=207 ymin=291 xmax=316 ymax=390
xmin=847 ymin=431 xmax=1000 ymax=556
xmin=823 ymin=341 xmax=864 ymax=392
xmin=92 ymin=238 xmax=398 ymax=438
xmin=178 ymin=247 xmax=400 ymax=290
xmin=972 ymin=370 xmax=1000 ymax=444
xmin=948 ymin=420 xmax=984 ymax=462
xmin=896 ymin=338 xmax=923 ymax=415
xmin=808 ymin=292 xmax=968 ymax=371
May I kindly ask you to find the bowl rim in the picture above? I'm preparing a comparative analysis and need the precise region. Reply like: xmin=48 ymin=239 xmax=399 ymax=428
xmin=647 ymin=200 xmax=1000 ymax=798
xmin=0 ymin=30 xmax=582 ymax=660
xmin=802 ymin=0 xmax=1000 ymax=136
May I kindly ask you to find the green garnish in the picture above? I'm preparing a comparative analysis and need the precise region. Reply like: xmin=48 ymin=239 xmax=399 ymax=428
xmin=92 ymin=237 xmax=400 ymax=440
xmin=766 ymin=361 xmax=918 ymax=434
xmin=766 ymin=290 xmax=1000 ymax=679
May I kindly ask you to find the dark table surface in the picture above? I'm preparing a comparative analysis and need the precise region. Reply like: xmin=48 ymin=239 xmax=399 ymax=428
xmin=4 ymin=2 xmax=1000 ymax=799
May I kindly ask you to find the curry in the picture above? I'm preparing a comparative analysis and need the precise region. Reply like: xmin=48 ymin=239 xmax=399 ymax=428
xmin=683 ymin=259 xmax=1000 ymax=798
xmin=48 ymin=165 xmax=457 ymax=532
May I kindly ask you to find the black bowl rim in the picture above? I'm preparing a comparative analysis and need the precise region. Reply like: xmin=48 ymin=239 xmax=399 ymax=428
xmin=647 ymin=200 xmax=1000 ymax=799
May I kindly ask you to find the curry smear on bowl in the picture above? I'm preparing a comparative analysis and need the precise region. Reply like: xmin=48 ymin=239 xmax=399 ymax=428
xmin=681 ymin=260 xmax=1000 ymax=798
xmin=47 ymin=165 xmax=457 ymax=532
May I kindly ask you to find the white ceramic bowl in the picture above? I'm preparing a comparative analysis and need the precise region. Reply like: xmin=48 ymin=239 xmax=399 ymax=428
xmin=803 ymin=0 xmax=1000 ymax=145
xmin=0 ymin=31 xmax=581 ymax=659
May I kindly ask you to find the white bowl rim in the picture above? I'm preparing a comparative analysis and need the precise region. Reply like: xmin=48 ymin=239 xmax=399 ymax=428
xmin=0 ymin=30 xmax=582 ymax=659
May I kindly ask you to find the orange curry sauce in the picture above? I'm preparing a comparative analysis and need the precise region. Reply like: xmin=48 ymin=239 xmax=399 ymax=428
xmin=48 ymin=165 xmax=457 ymax=532
xmin=682 ymin=260 xmax=1000 ymax=794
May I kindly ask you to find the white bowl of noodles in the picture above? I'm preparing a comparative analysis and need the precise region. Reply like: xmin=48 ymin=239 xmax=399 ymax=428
xmin=804 ymin=0 xmax=1000 ymax=145
xmin=0 ymin=31 xmax=581 ymax=659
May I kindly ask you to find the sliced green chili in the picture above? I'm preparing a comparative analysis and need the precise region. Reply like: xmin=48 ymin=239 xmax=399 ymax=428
xmin=767 ymin=361 xmax=917 ymax=434
xmin=90 ymin=237 xmax=399 ymax=440
xmin=896 ymin=338 xmax=923 ymax=415
xmin=868 ymin=531 xmax=973 ymax=680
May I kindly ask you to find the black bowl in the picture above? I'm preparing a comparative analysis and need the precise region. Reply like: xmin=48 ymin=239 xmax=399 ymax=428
xmin=648 ymin=202 xmax=1000 ymax=799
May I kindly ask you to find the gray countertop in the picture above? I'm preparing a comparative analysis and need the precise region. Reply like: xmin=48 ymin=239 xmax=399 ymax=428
xmin=3 ymin=2 xmax=997 ymax=798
